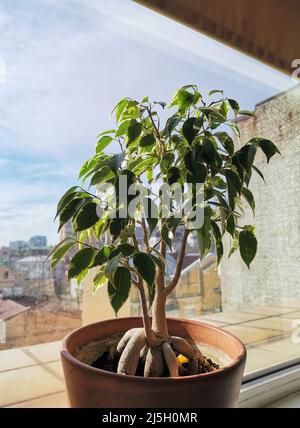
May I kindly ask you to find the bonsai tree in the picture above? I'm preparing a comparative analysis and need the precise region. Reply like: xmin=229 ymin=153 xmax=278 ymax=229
xmin=50 ymin=84 xmax=280 ymax=377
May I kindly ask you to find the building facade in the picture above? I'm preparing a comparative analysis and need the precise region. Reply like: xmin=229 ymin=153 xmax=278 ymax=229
xmin=221 ymin=85 xmax=300 ymax=308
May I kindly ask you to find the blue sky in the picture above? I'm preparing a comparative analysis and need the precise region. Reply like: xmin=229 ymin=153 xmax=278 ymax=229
xmin=0 ymin=0 xmax=294 ymax=246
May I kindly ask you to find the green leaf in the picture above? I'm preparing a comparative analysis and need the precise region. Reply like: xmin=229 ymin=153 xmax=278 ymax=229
xmin=197 ymin=229 xmax=211 ymax=259
xmin=257 ymin=139 xmax=281 ymax=163
xmin=96 ymin=136 xmax=113 ymax=153
xmin=197 ymin=206 xmax=212 ymax=258
xmin=149 ymin=254 xmax=166 ymax=275
xmin=143 ymin=197 xmax=158 ymax=235
xmin=109 ymin=218 xmax=129 ymax=239
xmin=76 ymin=268 xmax=89 ymax=286
xmin=242 ymin=187 xmax=255 ymax=215
xmin=167 ymin=166 xmax=181 ymax=185
xmin=184 ymin=150 xmax=207 ymax=183
xmin=154 ymin=101 xmax=166 ymax=109
xmin=225 ymin=169 xmax=242 ymax=194
xmin=229 ymin=122 xmax=240 ymax=137
xmin=182 ymin=117 xmax=198 ymax=144
xmin=58 ymin=198 xmax=86 ymax=231
xmin=109 ymin=243 xmax=135 ymax=259
xmin=177 ymin=90 xmax=194 ymax=111
xmin=115 ymin=119 xmax=131 ymax=137
xmin=68 ymin=248 xmax=95 ymax=279
xmin=160 ymin=152 xmax=175 ymax=173
xmin=96 ymin=129 xmax=115 ymax=138
xmin=239 ymin=227 xmax=257 ymax=268
xmin=133 ymin=252 xmax=156 ymax=287
xmin=165 ymin=115 xmax=181 ymax=136
xmin=50 ymin=240 xmax=76 ymax=269
xmin=209 ymin=89 xmax=223 ymax=96
xmin=105 ymin=253 xmax=122 ymax=280
xmin=79 ymin=158 xmax=98 ymax=180
xmin=224 ymin=169 xmax=242 ymax=210
xmin=226 ymin=214 xmax=235 ymax=237
xmin=238 ymin=143 xmax=257 ymax=170
xmin=228 ymin=98 xmax=240 ymax=116
xmin=56 ymin=186 xmax=78 ymax=216
xmin=202 ymin=138 xmax=217 ymax=163
xmin=108 ymin=152 xmax=125 ymax=173
xmin=215 ymin=132 xmax=234 ymax=155
xmin=107 ymin=267 xmax=131 ymax=314
xmin=161 ymin=223 xmax=172 ymax=249
xmin=90 ymin=245 xmax=111 ymax=268
xmin=239 ymin=110 xmax=255 ymax=117
xmin=211 ymin=221 xmax=223 ymax=264
xmin=113 ymin=98 xmax=129 ymax=123
xmin=127 ymin=119 xmax=143 ymax=145
xmin=92 ymin=266 xmax=107 ymax=293
xmin=228 ymin=232 xmax=239 ymax=258
xmin=140 ymin=133 xmax=156 ymax=147
xmin=90 ymin=166 xmax=114 ymax=185
xmin=73 ymin=202 xmax=99 ymax=232
xmin=219 ymin=100 xmax=229 ymax=119
xmin=252 ymin=165 xmax=265 ymax=183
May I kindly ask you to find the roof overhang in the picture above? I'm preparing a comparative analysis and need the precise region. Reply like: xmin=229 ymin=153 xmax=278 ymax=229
xmin=134 ymin=0 xmax=300 ymax=74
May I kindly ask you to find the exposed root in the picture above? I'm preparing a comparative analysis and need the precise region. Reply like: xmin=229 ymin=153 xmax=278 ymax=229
xmin=140 ymin=345 xmax=149 ymax=362
xmin=114 ymin=329 xmax=218 ymax=377
xmin=162 ymin=342 xmax=179 ymax=377
xmin=171 ymin=336 xmax=198 ymax=359
xmin=117 ymin=329 xmax=146 ymax=375
xmin=144 ymin=346 xmax=165 ymax=377
xmin=171 ymin=336 xmax=217 ymax=372
xmin=116 ymin=328 xmax=141 ymax=355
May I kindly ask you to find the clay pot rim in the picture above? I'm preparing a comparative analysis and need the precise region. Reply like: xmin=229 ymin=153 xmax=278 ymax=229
xmin=61 ymin=317 xmax=247 ymax=382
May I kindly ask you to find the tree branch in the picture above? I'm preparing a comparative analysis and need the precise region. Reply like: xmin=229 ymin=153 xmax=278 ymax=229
xmin=156 ymin=240 xmax=166 ymax=293
xmin=133 ymin=275 xmax=156 ymax=346
xmin=165 ymin=228 xmax=190 ymax=296
xmin=139 ymin=218 xmax=150 ymax=252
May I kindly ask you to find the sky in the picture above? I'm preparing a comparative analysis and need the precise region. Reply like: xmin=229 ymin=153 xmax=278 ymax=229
xmin=0 ymin=0 xmax=295 ymax=247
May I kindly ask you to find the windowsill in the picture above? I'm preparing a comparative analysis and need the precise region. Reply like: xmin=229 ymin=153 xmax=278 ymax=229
xmin=1 ymin=299 xmax=300 ymax=408
xmin=0 ymin=341 xmax=68 ymax=408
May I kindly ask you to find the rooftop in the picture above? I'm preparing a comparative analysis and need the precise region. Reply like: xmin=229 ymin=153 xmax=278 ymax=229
xmin=0 ymin=299 xmax=30 ymax=321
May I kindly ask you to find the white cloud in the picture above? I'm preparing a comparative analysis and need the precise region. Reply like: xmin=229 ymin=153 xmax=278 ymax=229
xmin=0 ymin=0 xmax=294 ymax=247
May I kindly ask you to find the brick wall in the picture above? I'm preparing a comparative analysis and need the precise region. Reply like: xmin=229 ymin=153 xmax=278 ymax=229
xmin=0 ymin=308 xmax=81 ymax=350
xmin=221 ymin=85 xmax=300 ymax=308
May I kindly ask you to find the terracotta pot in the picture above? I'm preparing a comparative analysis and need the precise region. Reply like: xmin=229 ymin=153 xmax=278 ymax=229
xmin=61 ymin=317 xmax=246 ymax=408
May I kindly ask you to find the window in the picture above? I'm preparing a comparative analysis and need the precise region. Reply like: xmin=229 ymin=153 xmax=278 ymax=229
xmin=0 ymin=0 xmax=298 ymax=408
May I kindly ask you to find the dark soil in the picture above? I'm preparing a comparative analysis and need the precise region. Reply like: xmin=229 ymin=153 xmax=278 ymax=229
xmin=91 ymin=350 xmax=118 ymax=373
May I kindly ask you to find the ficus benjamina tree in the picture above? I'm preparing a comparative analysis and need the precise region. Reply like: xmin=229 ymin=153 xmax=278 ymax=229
xmin=50 ymin=85 xmax=280 ymax=377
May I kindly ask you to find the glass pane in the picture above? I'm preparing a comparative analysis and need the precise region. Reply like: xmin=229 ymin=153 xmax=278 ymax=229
xmin=0 ymin=0 xmax=299 ymax=407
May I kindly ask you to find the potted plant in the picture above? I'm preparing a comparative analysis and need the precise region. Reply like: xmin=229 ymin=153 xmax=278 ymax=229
xmin=51 ymin=85 xmax=280 ymax=408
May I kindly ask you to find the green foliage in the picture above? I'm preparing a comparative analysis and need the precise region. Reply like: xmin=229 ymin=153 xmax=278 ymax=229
xmin=68 ymin=248 xmax=95 ymax=279
xmin=239 ymin=226 xmax=257 ymax=269
xmin=51 ymin=84 xmax=280 ymax=314
xmin=107 ymin=266 xmax=132 ymax=314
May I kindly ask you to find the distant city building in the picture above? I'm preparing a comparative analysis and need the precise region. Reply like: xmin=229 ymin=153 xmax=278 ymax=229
xmin=9 ymin=240 xmax=28 ymax=252
xmin=0 ymin=267 xmax=21 ymax=298
xmin=29 ymin=236 xmax=47 ymax=249
xmin=14 ymin=256 xmax=55 ymax=299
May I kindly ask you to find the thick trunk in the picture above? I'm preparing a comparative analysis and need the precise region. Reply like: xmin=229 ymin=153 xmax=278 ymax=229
xmin=151 ymin=289 xmax=169 ymax=341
